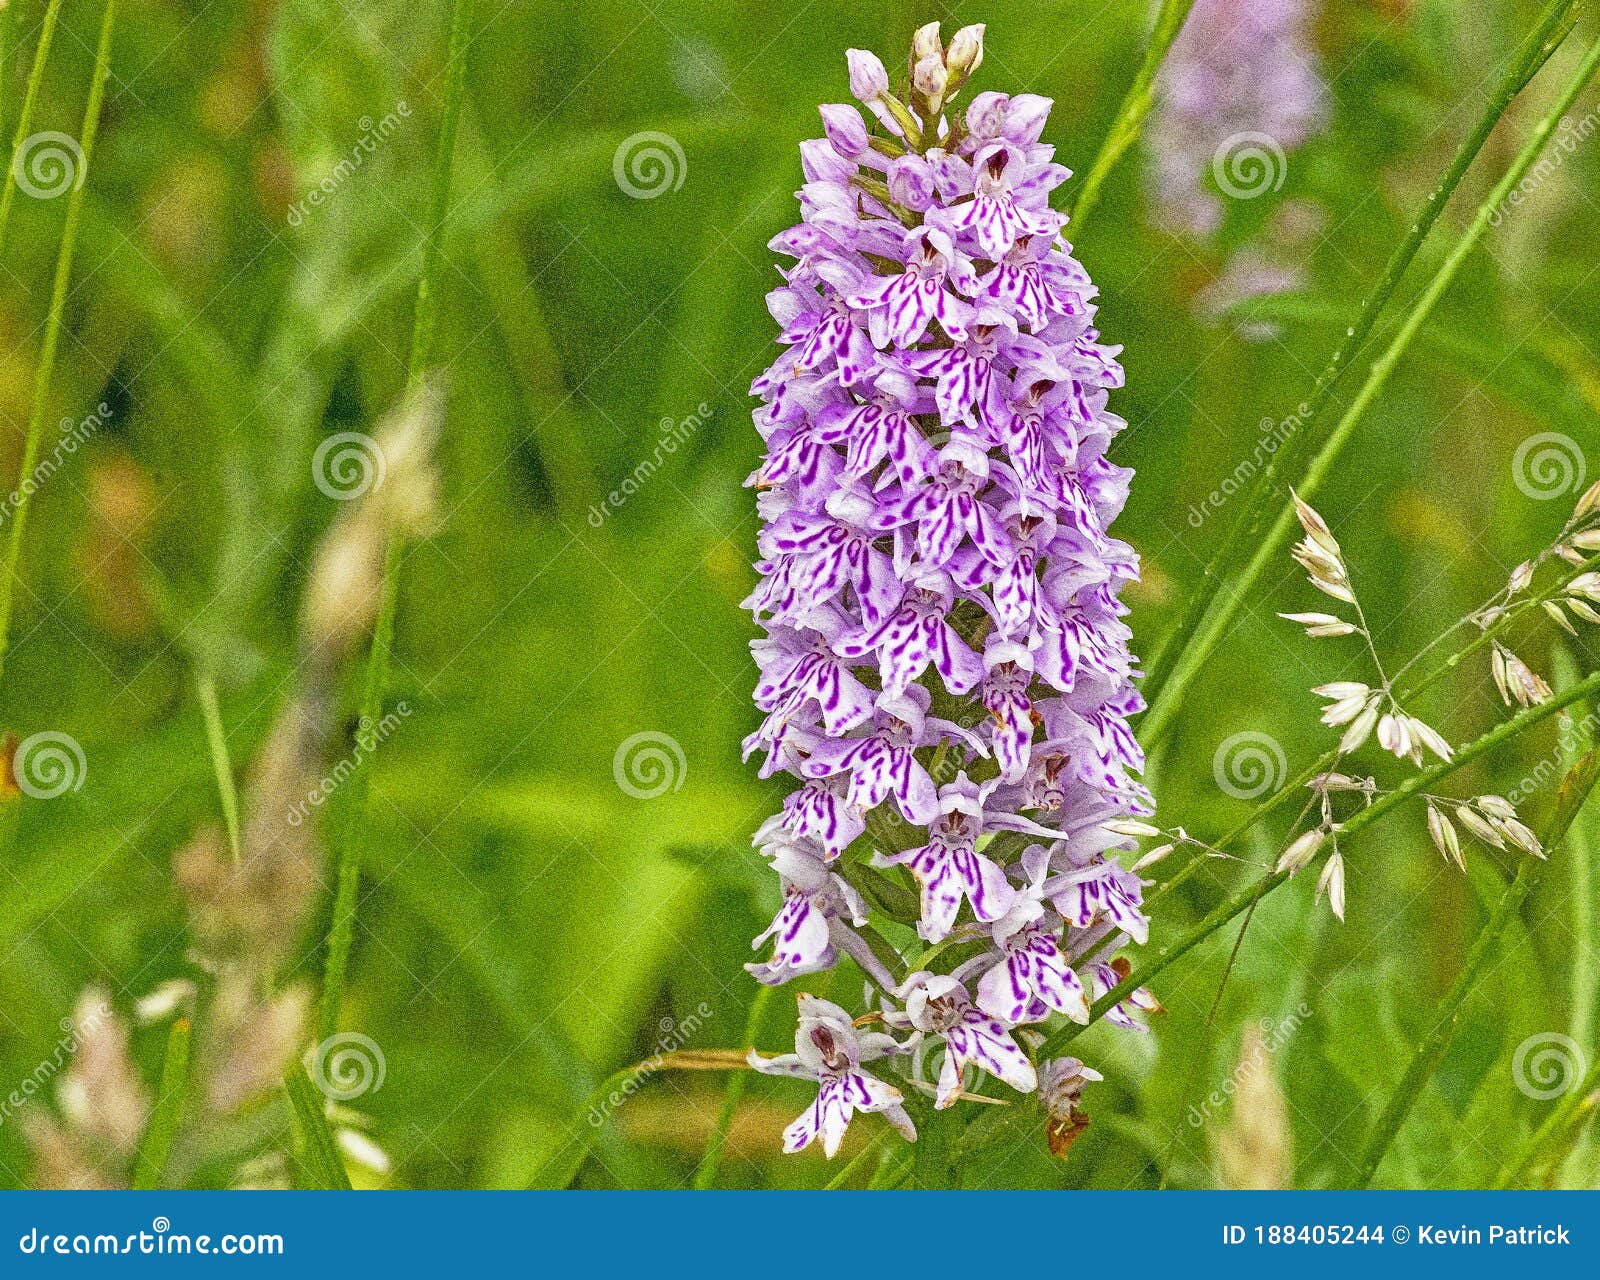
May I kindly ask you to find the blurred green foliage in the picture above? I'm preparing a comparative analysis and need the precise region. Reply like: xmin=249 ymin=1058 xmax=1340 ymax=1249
xmin=0 ymin=0 xmax=1597 ymax=1189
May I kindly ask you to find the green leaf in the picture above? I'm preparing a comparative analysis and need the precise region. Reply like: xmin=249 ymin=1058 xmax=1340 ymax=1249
xmin=131 ymin=1018 xmax=192 ymax=1190
xmin=284 ymin=1065 xmax=353 ymax=1191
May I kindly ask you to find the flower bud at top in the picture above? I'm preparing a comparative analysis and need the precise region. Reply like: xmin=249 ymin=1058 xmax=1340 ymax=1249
xmin=818 ymin=103 xmax=869 ymax=157
xmin=912 ymin=52 xmax=948 ymax=110
xmin=911 ymin=20 xmax=942 ymax=70
xmin=846 ymin=48 xmax=889 ymax=101
xmin=946 ymin=23 xmax=985 ymax=85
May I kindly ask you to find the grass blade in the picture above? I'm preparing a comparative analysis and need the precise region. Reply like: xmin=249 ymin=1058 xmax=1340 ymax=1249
xmin=405 ymin=0 xmax=475 ymax=391
xmin=195 ymin=673 xmax=241 ymax=863
xmin=1067 ymin=0 xmax=1196 ymax=237
xmin=318 ymin=0 xmax=475 ymax=1043
xmin=1495 ymin=1057 xmax=1600 ymax=1187
xmin=1137 ymin=0 xmax=1586 ymax=746
xmin=131 ymin=1017 xmax=191 ymax=1190
xmin=0 ymin=0 xmax=66 ymax=254
xmin=1352 ymin=751 xmax=1600 ymax=1187
xmin=0 ymin=0 xmax=116 ymax=684
xmin=1044 ymin=664 xmax=1600 ymax=1057
xmin=284 ymin=1064 xmax=353 ymax=1190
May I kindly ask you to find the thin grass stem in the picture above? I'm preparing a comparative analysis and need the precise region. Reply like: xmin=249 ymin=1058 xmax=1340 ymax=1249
xmin=131 ymin=1017 xmax=191 ymax=1190
xmin=0 ymin=0 xmax=116 ymax=684
xmin=317 ymin=0 xmax=475 ymax=1042
xmin=0 ymin=0 xmax=66 ymax=255
xmin=1495 ymin=1057 xmax=1600 ymax=1187
xmin=1066 ymin=0 xmax=1196 ymax=237
xmin=1137 ymin=0 xmax=1586 ymax=746
xmin=1043 ymin=664 xmax=1600 ymax=1056
xmin=690 ymin=982 xmax=773 ymax=1190
xmin=195 ymin=673 xmax=241 ymax=863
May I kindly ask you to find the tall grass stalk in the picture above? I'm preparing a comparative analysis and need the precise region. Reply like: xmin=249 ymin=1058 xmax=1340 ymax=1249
xmin=1352 ymin=752 xmax=1600 ymax=1187
xmin=318 ymin=0 xmax=475 ymax=1042
xmin=1043 ymin=663 xmax=1600 ymax=1056
xmin=196 ymin=672 xmax=241 ymax=863
xmin=1066 ymin=0 xmax=1196 ymax=236
xmin=131 ymin=1017 xmax=192 ymax=1190
xmin=1158 ymin=550 xmax=1600 ymax=892
xmin=1137 ymin=0 xmax=1587 ymax=746
xmin=0 ymin=0 xmax=66 ymax=255
xmin=0 ymin=0 xmax=116 ymax=684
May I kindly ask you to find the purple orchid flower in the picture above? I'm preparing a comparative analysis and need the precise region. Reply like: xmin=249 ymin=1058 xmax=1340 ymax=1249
xmin=748 ymin=995 xmax=915 ymax=1156
xmin=899 ymin=972 xmax=1037 ymax=1106
xmin=742 ymin=25 xmax=1154 ymax=1159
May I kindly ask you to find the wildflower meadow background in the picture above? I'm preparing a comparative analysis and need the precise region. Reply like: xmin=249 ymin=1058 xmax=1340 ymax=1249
xmin=1 ymin=0 xmax=1599 ymax=1191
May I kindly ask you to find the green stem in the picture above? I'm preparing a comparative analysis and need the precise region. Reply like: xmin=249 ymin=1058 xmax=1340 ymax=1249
xmin=1044 ymin=665 xmax=1600 ymax=1057
xmin=195 ymin=673 xmax=241 ymax=863
xmin=131 ymin=1017 xmax=191 ymax=1190
xmin=1495 ymin=1057 xmax=1600 ymax=1188
xmin=0 ymin=0 xmax=115 ymax=684
xmin=318 ymin=543 xmax=400 ymax=1042
xmin=1137 ymin=0 xmax=1587 ymax=746
xmin=406 ymin=0 xmax=475 ymax=393
xmin=0 ymin=0 xmax=66 ymax=255
xmin=318 ymin=0 xmax=473 ymax=1043
xmin=690 ymin=983 xmax=773 ymax=1190
xmin=1352 ymin=752 xmax=1600 ymax=1187
xmin=1067 ymin=0 xmax=1196 ymax=237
